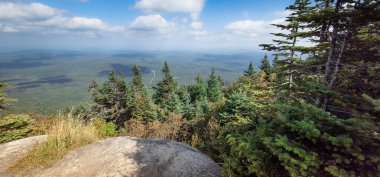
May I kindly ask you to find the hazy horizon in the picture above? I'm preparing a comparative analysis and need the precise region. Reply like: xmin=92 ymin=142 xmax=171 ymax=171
xmin=0 ymin=50 xmax=266 ymax=115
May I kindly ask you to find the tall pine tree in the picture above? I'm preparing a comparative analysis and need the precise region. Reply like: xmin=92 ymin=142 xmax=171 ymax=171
xmin=244 ymin=61 xmax=256 ymax=77
xmin=259 ymin=54 xmax=271 ymax=80
xmin=130 ymin=65 xmax=155 ymax=120
xmin=207 ymin=68 xmax=222 ymax=102
xmin=88 ymin=71 xmax=131 ymax=126
xmin=153 ymin=61 xmax=181 ymax=114
xmin=260 ymin=0 xmax=316 ymax=100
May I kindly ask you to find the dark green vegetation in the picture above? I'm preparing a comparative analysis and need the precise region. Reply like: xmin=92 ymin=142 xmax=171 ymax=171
xmin=1 ymin=0 xmax=379 ymax=176
xmin=0 ymin=51 xmax=261 ymax=115
xmin=0 ymin=114 xmax=34 ymax=143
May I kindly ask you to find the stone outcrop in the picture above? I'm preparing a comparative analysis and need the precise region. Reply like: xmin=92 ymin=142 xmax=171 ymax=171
xmin=0 ymin=135 xmax=47 ymax=172
xmin=33 ymin=136 xmax=221 ymax=177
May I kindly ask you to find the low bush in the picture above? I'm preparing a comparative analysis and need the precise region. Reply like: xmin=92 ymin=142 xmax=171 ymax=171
xmin=91 ymin=118 xmax=117 ymax=138
xmin=0 ymin=114 xmax=34 ymax=143
xmin=122 ymin=113 xmax=189 ymax=142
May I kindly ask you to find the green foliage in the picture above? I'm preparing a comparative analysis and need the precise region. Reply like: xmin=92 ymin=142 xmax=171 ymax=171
xmin=188 ymin=75 xmax=208 ymax=103
xmin=89 ymin=71 xmax=131 ymax=126
xmin=153 ymin=62 xmax=182 ymax=114
xmin=217 ymin=75 xmax=224 ymax=86
xmin=0 ymin=114 xmax=34 ymax=143
xmin=218 ymin=92 xmax=255 ymax=125
xmin=91 ymin=118 xmax=117 ymax=138
xmin=260 ymin=0 xmax=314 ymax=91
xmin=186 ymin=75 xmax=210 ymax=119
xmin=64 ymin=105 xmax=91 ymax=120
xmin=130 ymin=65 xmax=156 ymax=121
xmin=259 ymin=54 xmax=271 ymax=80
xmin=7 ymin=1 xmax=380 ymax=177
xmin=244 ymin=62 xmax=256 ymax=77
xmin=363 ymin=94 xmax=380 ymax=112
xmin=221 ymin=101 xmax=380 ymax=177
xmin=131 ymin=65 xmax=145 ymax=92
xmin=207 ymin=68 xmax=222 ymax=102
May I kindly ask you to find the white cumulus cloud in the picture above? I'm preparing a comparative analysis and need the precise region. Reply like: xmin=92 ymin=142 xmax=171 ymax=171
xmin=190 ymin=21 xmax=203 ymax=30
xmin=0 ymin=2 xmax=124 ymax=34
xmin=130 ymin=14 xmax=174 ymax=33
xmin=134 ymin=0 xmax=205 ymax=21
xmin=0 ymin=2 xmax=59 ymax=21
xmin=225 ymin=19 xmax=284 ymax=38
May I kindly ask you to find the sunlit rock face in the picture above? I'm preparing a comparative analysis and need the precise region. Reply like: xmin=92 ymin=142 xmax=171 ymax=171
xmin=34 ymin=136 xmax=221 ymax=177
xmin=0 ymin=135 xmax=48 ymax=172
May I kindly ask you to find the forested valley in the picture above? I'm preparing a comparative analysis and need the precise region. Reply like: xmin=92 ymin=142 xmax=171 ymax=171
xmin=1 ymin=0 xmax=379 ymax=176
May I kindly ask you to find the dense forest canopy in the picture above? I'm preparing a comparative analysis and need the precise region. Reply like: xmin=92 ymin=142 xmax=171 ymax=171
xmin=1 ymin=0 xmax=379 ymax=177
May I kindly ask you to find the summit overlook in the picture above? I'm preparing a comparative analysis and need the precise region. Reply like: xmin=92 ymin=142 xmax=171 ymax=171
xmin=0 ymin=0 xmax=379 ymax=177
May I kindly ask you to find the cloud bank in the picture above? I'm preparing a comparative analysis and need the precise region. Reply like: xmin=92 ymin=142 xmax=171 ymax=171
xmin=0 ymin=2 xmax=124 ymax=35
xmin=0 ymin=1 xmax=289 ymax=50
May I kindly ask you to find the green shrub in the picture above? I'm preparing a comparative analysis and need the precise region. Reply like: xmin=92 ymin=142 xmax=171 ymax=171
xmin=91 ymin=118 xmax=117 ymax=138
xmin=0 ymin=114 xmax=34 ymax=143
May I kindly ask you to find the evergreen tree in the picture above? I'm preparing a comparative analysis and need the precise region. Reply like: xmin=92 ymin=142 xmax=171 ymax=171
xmin=221 ymin=99 xmax=380 ymax=176
xmin=130 ymin=65 xmax=155 ymax=120
xmin=236 ymin=62 xmax=262 ymax=88
xmin=153 ymin=61 xmax=181 ymax=114
xmin=244 ymin=61 xmax=256 ymax=77
xmin=131 ymin=65 xmax=145 ymax=94
xmin=217 ymin=75 xmax=224 ymax=87
xmin=188 ymin=75 xmax=208 ymax=118
xmin=272 ymin=55 xmax=280 ymax=69
xmin=222 ymin=1 xmax=380 ymax=176
xmin=88 ymin=71 xmax=131 ymax=126
xmin=188 ymin=75 xmax=208 ymax=103
xmin=177 ymin=86 xmax=192 ymax=119
xmin=207 ymin=68 xmax=222 ymax=102
xmin=260 ymin=0 xmax=315 ymax=92
xmin=270 ymin=55 xmax=281 ymax=82
xmin=259 ymin=54 xmax=271 ymax=80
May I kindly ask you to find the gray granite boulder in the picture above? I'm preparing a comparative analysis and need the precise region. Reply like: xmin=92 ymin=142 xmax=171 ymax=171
xmin=35 ymin=136 xmax=221 ymax=177
xmin=0 ymin=135 xmax=47 ymax=172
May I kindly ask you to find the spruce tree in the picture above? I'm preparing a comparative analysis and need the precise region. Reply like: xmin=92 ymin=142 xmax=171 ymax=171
xmin=177 ymin=86 xmax=192 ymax=119
xmin=189 ymin=75 xmax=208 ymax=103
xmin=272 ymin=55 xmax=280 ymax=69
xmin=218 ymin=75 xmax=224 ymax=87
xmin=130 ymin=65 xmax=154 ymax=120
xmin=188 ymin=75 xmax=208 ymax=118
xmin=153 ymin=61 xmax=181 ymax=114
xmin=270 ymin=55 xmax=281 ymax=82
xmin=244 ymin=61 xmax=256 ymax=77
xmin=223 ymin=1 xmax=380 ymax=176
xmin=259 ymin=54 xmax=271 ymax=80
xmin=88 ymin=71 xmax=131 ymax=126
xmin=260 ymin=0 xmax=315 ymax=91
xmin=207 ymin=68 xmax=222 ymax=102
xmin=131 ymin=65 xmax=145 ymax=94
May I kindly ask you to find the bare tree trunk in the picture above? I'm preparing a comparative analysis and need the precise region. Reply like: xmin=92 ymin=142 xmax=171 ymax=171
xmin=289 ymin=26 xmax=298 ymax=89
xmin=317 ymin=0 xmax=342 ymax=107
xmin=315 ymin=0 xmax=333 ymax=106
xmin=328 ymin=32 xmax=348 ymax=88
xmin=323 ymin=0 xmax=341 ymax=85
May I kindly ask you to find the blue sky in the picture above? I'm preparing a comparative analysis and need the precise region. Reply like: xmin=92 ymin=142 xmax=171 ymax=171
xmin=0 ymin=0 xmax=294 ymax=51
